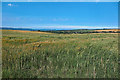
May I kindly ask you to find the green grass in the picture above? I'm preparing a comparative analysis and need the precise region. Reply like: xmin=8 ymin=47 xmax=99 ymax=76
xmin=2 ymin=30 xmax=118 ymax=78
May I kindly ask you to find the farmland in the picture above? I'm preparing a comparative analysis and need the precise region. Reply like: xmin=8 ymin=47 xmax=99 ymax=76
xmin=2 ymin=30 xmax=119 ymax=78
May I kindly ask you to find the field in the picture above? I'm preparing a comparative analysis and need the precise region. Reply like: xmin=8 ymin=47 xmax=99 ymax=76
xmin=2 ymin=30 xmax=119 ymax=78
xmin=95 ymin=29 xmax=120 ymax=32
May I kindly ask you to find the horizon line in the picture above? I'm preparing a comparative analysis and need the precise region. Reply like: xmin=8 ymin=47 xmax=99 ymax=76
xmin=1 ymin=26 xmax=119 ymax=30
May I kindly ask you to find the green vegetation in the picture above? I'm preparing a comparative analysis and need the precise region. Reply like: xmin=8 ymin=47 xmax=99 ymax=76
xmin=40 ymin=29 xmax=94 ymax=34
xmin=2 ymin=30 xmax=118 ymax=78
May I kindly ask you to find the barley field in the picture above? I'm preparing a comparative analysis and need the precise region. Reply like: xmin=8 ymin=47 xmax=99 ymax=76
xmin=2 ymin=30 xmax=118 ymax=78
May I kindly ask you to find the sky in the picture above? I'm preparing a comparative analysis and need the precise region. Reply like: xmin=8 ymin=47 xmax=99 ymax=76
xmin=2 ymin=0 xmax=120 ymax=2
xmin=2 ymin=2 xmax=118 ymax=29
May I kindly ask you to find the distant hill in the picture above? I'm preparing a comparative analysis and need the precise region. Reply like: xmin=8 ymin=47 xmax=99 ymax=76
xmin=0 ymin=27 xmax=37 ymax=31
xmin=1 ymin=27 xmax=120 ymax=34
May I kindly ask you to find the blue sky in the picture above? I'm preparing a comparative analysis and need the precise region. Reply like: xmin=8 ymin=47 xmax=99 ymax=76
xmin=2 ymin=0 xmax=120 ymax=2
xmin=2 ymin=2 xmax=118 ymax=29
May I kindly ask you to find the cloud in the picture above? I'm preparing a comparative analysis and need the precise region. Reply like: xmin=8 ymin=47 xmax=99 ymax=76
xmin=26 ymin=25 xmax=118 ymax=30
xmin=96 ymin=0 xmax=100 ymax=2
xmin=52 ymin=18 xmax=69 ymax=21
xmin=2 ymin=25 xmax=118 ymax=30
xmin=8 ymin=3 xmax=12 ymax=7
xmin=27 ymin=0 xmax=33 ymax=2
xmin=7 ymin=3 xmax=18 ymax=7
xmin=46 ymin=25 xmax=117 ymax=29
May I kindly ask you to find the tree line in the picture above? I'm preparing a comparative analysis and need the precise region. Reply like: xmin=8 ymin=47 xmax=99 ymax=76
xmin=38 ymin=30 xmax=120 ymax=34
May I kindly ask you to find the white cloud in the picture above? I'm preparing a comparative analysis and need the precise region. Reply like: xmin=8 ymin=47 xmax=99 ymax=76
xmin=52 ymin=18 xmax=69 ymax=21
xmin=7 ymin=3 xmax=18 ymax=7
xmin=28 ymin=25 xmax=118 ymax=29
xmin=1 ymin=25 xmax=118 ymax=30
xmin=27 ymin=0 xmax=33 ymax=2
xmin=96 ymin=0 xmax=100 ymax=2
xmin=8 ymin=3 xmax=12 ymax=7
